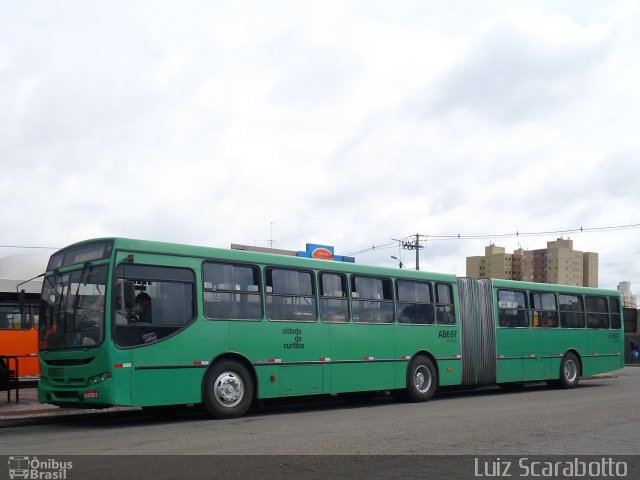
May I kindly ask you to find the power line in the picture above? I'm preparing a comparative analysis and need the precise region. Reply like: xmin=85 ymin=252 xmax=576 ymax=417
xmin=426 ymin=223 xmax=640 ymax=240
xmin=346 ymin=243 xmax=395 ymax=256
xmin=347 ymin=222 xmax=640 ymax=257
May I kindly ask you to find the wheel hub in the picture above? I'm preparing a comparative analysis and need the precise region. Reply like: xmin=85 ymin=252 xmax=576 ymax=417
xmin=415 ymin=366 xmax=431 ymax=393
xmin=564 ymin=360 xmax=578 ymax=382
xmin=215 ymin=372 xmax=244 ymax=407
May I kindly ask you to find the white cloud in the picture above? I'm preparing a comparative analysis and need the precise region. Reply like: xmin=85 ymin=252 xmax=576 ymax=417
xmin=1 ymin=0 xmax=639 ymax=291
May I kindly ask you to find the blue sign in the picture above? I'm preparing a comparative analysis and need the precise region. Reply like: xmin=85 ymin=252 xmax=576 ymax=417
xmin=297 ymin=243 xmax=355 ymax=263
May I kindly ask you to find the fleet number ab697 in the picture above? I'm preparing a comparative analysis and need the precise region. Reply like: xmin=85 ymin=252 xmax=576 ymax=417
xmin=438 ymin=330 xmax=457 ymax=339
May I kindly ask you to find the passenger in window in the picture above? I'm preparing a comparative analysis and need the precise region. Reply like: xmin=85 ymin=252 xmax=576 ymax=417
xmin=132 ymin=292 xmax=152 ymax=323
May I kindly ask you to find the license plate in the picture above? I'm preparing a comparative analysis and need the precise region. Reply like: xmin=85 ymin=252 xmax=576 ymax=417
xmin=48 ymin=367 xmax=64 ymax=378
xmin=83 ymin=390 xmax=99 ymax=399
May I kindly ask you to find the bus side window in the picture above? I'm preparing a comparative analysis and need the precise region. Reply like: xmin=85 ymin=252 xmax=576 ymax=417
xmin=609 ymin=297 xmax=621 ymax=329
xmin=559 ymin=294 xmax=584 ymax=328
xmin=397 ymin=280 xmax=434 ymax=325
xmin=436 ymin=283 xmax=455 ymax=325
xmin=498 ymin=290 xmax=528 ymax=327
xmin=351 ymin=276 xmax=394 ymax=324
xmin=530 ymin=292 xmax=557 ymax=328
xmin=319 ymin=273 xmax=349 ymax=323
xmin=586 ymin=296 xmax=609 ymax=329
xmin=202 ymin=262 xmax=262 ymax=321
xmin=265 ymin=268 xmax=316 ymax=322
xmin=114 ymin=264 xmax=196 ymax=347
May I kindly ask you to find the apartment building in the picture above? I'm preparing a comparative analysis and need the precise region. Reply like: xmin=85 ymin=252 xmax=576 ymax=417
xmin=466 ymin=238 xmax=598 ymax=287
xmin=618 ymin=281 xmax=637 ymax=308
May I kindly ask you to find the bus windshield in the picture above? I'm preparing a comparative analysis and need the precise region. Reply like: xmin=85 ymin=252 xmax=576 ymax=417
xmin=39 ymin=264 xmax=108 ymax=350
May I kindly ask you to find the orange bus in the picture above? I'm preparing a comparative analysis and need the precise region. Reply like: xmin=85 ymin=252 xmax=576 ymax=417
xmin=0 ymin=255 xmax=46 ymax=377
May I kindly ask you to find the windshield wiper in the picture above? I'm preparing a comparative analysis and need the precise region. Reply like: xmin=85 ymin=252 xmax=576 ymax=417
xmin=72 ymin=263 xmax=92 ymax=310
xmin=70 ymin=263 xmax=93 ymax=336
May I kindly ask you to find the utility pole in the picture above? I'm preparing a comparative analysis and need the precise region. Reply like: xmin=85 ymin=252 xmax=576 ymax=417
xmin=401 ymin=233 xmax=425 ymax=270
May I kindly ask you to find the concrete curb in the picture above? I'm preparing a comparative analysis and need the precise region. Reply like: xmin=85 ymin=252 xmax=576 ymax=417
xmin=0 ymin=407 xmax=142 ymax=428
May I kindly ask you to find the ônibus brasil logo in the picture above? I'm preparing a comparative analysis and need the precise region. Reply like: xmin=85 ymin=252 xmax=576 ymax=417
xmin=8 ymin=456 xmax=73 ymax=479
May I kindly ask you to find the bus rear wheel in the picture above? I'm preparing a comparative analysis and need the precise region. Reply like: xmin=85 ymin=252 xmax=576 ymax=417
xmin=405 ymin=355 xmax=437 ymax=402
xmin=203 ymin=360 xmax=254 ymax=419
xmin=558 ymin=352 xmax=580 ymax=389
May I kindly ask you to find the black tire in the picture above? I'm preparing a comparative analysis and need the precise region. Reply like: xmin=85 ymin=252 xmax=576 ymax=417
xmin=405 ymin=355 xmax=437 ymax=402
xmin=558 ymin=352 xmax=580 ymax=389
xmin=203 ymin=360 xmax=254 ymax=419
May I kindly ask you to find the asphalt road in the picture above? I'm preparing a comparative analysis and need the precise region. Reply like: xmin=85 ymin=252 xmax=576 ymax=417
xmin=1 ymin=367 xmax=639 ymax=479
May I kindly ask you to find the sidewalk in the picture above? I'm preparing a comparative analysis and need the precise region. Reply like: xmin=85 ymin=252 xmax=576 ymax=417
xmin=0 ymin=387 xmax=139 ymax=427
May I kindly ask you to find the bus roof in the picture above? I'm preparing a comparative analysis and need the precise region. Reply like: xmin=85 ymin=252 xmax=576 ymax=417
xmin=55 ymin=237 xmax=459 ymax=282
xmin=489 ymin=277 xmax=619 ymax=296
xmin=53 ymin=238 xmax=619 ymax=295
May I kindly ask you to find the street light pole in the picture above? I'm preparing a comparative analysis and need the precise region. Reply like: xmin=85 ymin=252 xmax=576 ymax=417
xmin=391 ymin=256 xmax=404 ymax=268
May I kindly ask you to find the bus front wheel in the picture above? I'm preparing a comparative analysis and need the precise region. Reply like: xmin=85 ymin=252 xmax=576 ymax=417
xmin=558 ymin=352 xmax=580 ymax=389
xmin=203 ymin=360 xmax=254 ymax=419
xmin=405 ymin=355 xmax=437 ymax=402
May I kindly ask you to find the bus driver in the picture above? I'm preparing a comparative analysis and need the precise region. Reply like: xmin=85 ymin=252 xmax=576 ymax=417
xmin=133 ymin=292 xmax=152 ymax=323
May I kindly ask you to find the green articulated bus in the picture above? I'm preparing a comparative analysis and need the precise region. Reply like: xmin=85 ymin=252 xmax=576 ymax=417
xmin=37 ymin=238 xmax=624 ymax=419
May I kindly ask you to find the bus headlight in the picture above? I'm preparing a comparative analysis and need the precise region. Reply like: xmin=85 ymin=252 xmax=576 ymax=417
xmin=88 ymin=372 xmax=112 ymax=384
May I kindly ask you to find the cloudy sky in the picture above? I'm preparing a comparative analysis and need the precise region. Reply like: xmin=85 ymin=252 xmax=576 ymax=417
xmin=1 ymin=0 xmax=639 ymax=291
